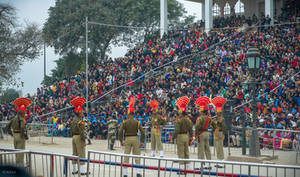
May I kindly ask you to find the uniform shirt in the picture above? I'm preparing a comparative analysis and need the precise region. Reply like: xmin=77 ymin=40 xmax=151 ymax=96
xmin=173 ymin=114 xmax=193 ymax=141
xmin=195 ymin=115 xmax=212 ymax=136
xmin=6 ymin=115 xmax=25 ymax=135
xmin=108 ymin=119 xmax=119 ymax=134
xmin=119 ymin=115 xmax=145 ymax=142
xmin=150 ymin=113 xmax=166 ymax=128
xmin=211 ymin=116 xmax=226 ymax=134
xmin=70 ymin=116 xmax=86 ymax=141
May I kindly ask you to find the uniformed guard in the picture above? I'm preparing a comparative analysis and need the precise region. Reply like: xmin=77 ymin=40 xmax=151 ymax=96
xmin=119 ymin=97 xmax=145 ymax=177
xmin=212 ymin=97 xmax=227 ymax=168
xmin=172 ymin=96 xmax=193 ymax=174
xmin=70 ymin=97 xmax=88 ymax=175
xmin=107 ymin=115 xmax=119 ymax=150
xmin=149 ymin=99 xmax=166 ymax=157
xmin=195 ymin=97 xmax=212 ymax=169
xmin=6 ymin=97 xmax=32 ymax=165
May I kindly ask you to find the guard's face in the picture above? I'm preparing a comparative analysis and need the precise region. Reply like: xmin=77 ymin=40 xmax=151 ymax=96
xmin=18 ymin=110 xmax=26 ymax=117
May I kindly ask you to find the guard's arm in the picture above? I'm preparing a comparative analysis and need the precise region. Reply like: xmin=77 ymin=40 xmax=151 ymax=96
xmin=195 ymin=118 xmax=200 ymax=136
xmin=188 ymin=119 xmax=193 ymax=142
xmin=79 ymin=121 xmax=86 ymax=141
xmin=6 ymin=119 xmax=13 ymax=135
xmin=172 ymin=120 xmax=180 ymax=142
xmin=138 ymin=122 xmax=145 ymax=142
xmin=118 ymin=122 xmax=124 ymax=143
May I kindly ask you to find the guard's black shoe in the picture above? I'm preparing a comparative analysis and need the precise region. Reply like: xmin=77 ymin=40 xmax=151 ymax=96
xmin=204 ymin=166 xmax=212 ymax=170
xmin=71 ymin=171 xmax=78 ymax=175
xmin=80 ymin=172 xmax=90 ymax=175
xmin=123 ymin=175 xmax=128 ymax=177
xmin=177 ymin=171 xmax=186 ymax=175
xmin=87 ymin=139 xmax=92 ymax=145
xmin=110 ymin=144 xmax=115 ymax=150
xmin=137 ymin=174 xmax=142 ymax=177
xmin=215 ymin=164 xmax=224 ymax=168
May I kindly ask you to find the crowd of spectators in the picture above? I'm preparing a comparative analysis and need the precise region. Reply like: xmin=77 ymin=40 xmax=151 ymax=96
xmin=0 ymin=11 xmax=299 ymax=149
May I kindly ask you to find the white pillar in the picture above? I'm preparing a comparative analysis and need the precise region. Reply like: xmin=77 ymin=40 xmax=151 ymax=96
xmin=265 ymin=0 xmax=274 ymax=24
xmin=201 ymin=3 xmax=205 ymax=21
xmin=160 ymin=0 xmax=168 ymax=38
xmin=205 ymin=0 xmax=213 ymax=32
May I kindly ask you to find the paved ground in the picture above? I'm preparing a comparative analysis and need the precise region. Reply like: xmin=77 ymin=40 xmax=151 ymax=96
xmin=1 ymin=136 xmax=300 ymax=177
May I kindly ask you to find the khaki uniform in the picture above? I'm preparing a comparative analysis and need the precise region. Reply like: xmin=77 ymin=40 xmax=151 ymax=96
xmin=150 ymin=113 xmax=166 ymax=151
xmin=108 ymin=118 xmax=119 ymax=149
xmin=119 ymin=115 xmax=145 ymax=164
xmin=195 ymin=115 xmax=212 ymax=160
xmin=6 ymin=115 xmax=26 ymax=164
xmin=212 ymin=116 xmax=226 ymax=160
xmin=172 ymin=114 xmax=193 ymax=164
xmin=70 ymin=116 xmax=86 ymax=165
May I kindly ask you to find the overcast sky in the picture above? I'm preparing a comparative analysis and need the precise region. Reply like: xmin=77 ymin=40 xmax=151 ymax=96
xmin=1 ymin=0 xmax=202 ymax=95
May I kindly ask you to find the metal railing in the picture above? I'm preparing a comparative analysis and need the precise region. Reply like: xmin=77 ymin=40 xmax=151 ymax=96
xmin=230 ymin=126 xmax=300 ymax=162
xmin=86 ymin=150 xmax=300 ymax=177
xmin=0 ymin=122 xmax=55 ymax=144
xmin=1 ymin=147 xmax=300 ymax=177
xmin=0 ymin=147 xmax=81 ymax=177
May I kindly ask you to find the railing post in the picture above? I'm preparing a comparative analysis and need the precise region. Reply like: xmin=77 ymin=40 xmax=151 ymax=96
xmin=50 ymin=154 xmax=54 ymax=177
xmin=158 ymin=159 xmax=161 ymax=177
xmin=272 ymin=130 xmax=277 ymax=158
xmin=120 ymin=156 xmax=123 ymax=177
xmin=77 ymin=156 xmax=81 ymax=177
xmin=63 ymin=157 xmax=68 ymax=177
xmin=228 ymin=130 xmax=231 ymax=156
xmin=27 ymin=151 xmax=32 ymax=175
xmin=87 ymin=151 xmax=90 ymax=177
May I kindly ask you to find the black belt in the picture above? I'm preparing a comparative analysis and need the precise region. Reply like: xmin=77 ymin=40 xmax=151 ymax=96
xmin=200 ymin=129 xmax=208 ymax=131
xmin=126 ymin=134 xmax=137 ymax=137
xmin=14 ymin=131 xmax=21 ymax=133
xmin=73 ymin=133 xmax=80 ymax=135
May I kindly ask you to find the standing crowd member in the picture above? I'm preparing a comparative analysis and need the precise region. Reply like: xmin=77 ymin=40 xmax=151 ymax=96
xmin=195 ymin=97 xmax=212 ymax=169
xmin=107 ymin=115 xmax=119 ymax=150
xmin=119 ymin=97 xmax=145 ymax=177
xmin=6 ymin=97 xmax=32 ymax=165
xmin=212 ymin=97 xmax=227 ymax=168
xmin=149 ymin=99 xmax=166 ymax=157
xmin=172 ymin=96 xmax=193 ymax=175
xmin=70 ymin=97 xmax=88 ymax=175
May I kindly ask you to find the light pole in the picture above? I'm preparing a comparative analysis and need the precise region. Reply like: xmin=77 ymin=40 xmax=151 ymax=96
xmin=85 ymin=17 xmax=89 ymax=116
xmin=247 ymin=46 xmax=261 ymax=157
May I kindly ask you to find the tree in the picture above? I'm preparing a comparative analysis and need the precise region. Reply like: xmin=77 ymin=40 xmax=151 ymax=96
xmin=0 ymin=88 xmax=20 ymax=104
xmin=43 ymin=0 xmax=194 ymax=61
xmin=0 ymin=3 xmax=43 ymax=89
xmin=42 ymin=52 xmax=84 ymax=86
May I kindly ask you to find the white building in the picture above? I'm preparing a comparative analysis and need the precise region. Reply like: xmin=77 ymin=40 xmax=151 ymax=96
xmin=160 ymin=0 xmax=284 ymax=36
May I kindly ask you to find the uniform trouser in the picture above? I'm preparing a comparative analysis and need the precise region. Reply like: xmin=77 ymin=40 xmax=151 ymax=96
xmin=124 ymin=136 xmax=141 ymax=164
xmin=198 ymin=131 xmax=211 ymax=160
xmin=108 ymin=132 xmax=116 ymax=146
xmin=215 ymin=132 xmax=224 ymax=160
xmin=13 ymin=133 xmax=25 ymax=164
xmin=151 ymin=129 xmax=163 ymax=151
xmin=176 ymin=134 xmax=189 ymax=164
xmin=72 ymin=135 xmax=85 ymax=165
xmin=232 ymin=134 xmax=240 ymax=147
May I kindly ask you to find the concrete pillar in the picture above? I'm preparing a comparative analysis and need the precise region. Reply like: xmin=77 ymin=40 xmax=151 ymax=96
xmin=265 ymin=0 xmax=274 ymax=24
xmin=160 ymin=0 xmax=168 ymax=38
xmin=202 ymin=3 xmax=205 ymax=21
xmin=205 ymin=0 xmax=213 ymax=32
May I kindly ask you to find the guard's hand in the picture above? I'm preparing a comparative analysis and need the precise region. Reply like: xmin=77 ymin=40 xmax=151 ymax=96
xmin=120 ymin=141 xmax=125 ymax=146
xmin=140 ymin=143 xmax=144 ymax=147
xmin=82 ymin=140 xmax=86 ymax=146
